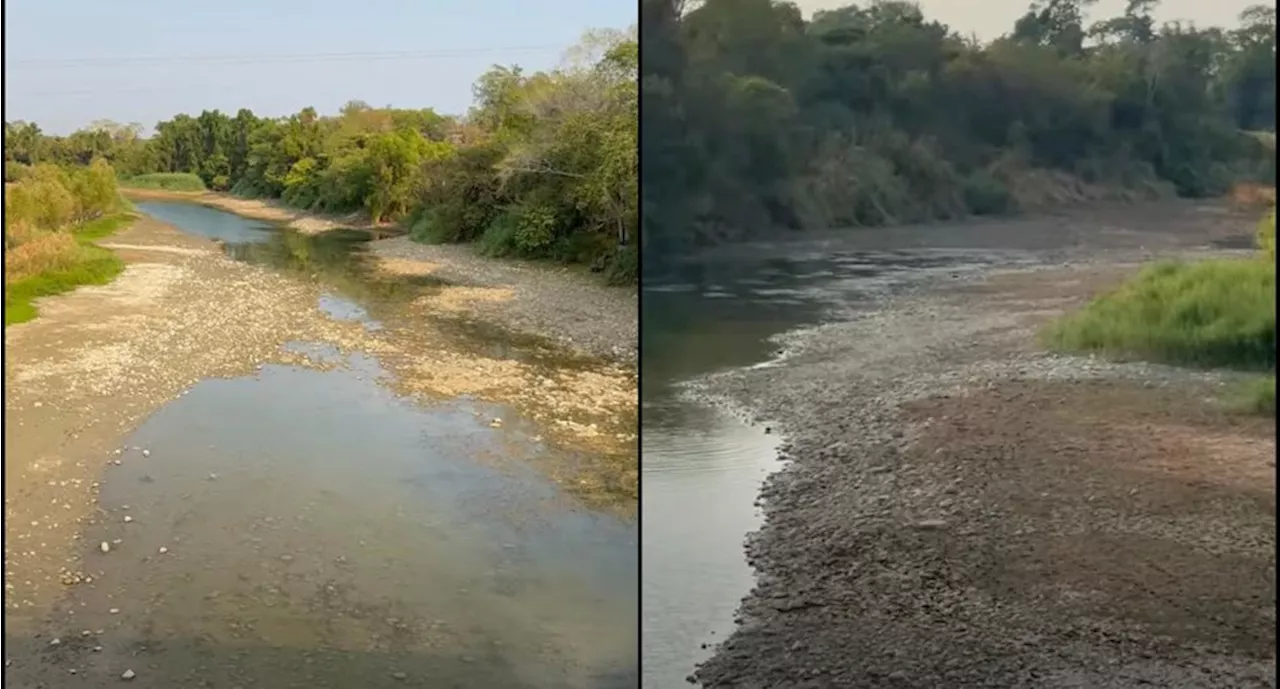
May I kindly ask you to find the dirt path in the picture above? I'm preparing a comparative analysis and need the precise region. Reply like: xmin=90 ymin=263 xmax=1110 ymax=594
xmin=690 ymin=204 xmax=1275 ymax=688
xmin=4 ymin=214 xmax=636 ymax=645
xmin=122 ymin=189 xmax=638 ymax=362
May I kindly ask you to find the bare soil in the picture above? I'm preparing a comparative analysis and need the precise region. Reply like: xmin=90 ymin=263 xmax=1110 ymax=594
xmin=691 ymin=202 xmax=1275 ymax=688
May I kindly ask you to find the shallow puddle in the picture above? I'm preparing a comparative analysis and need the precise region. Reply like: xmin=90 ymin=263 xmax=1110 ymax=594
xmin=35 ymin=353 xmax=637 ymax=688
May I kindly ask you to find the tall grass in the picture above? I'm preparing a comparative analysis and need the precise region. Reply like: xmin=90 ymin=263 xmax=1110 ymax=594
xmin=119 ymin=172 xmax=207 ymax=192
xmin=4 ymin=160 xmax=133 ymax=324
xmin=1045 ymin=206 xmax=1276 ymax=414
xmin=1043 ymin=259 xmax=1274 ymax=369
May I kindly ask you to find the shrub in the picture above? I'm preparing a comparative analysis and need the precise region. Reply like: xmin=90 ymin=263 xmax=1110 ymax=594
xmin=4 ymin=159 xmax=131 ymax=324
xmin=605 ymin=244 xmax=638 ymax=285
xmin=476 ymin=212 xmax=521 ymax=257
xmin=962 ymin=169 xmax=1015 ymax=215
xmin=5 ymin=161 xmax=30 ymax=182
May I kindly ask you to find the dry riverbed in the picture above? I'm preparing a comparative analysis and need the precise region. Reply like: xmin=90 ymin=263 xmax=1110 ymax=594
xmin=122 ymin=189 xmax=638 ymax=362
xmin=689 ymin=202 xmax=1275 ymax=688
xmin=5 ymin=213 xmax=637 ymax=652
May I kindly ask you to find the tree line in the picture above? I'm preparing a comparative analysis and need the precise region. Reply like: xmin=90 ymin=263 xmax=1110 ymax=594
xmin=5 ymin=30 xmax=638 ymax=283
xmin=640 ymin=0 xmax=1276 ymax=263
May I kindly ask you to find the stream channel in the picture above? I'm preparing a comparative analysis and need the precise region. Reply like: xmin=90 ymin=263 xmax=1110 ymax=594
xmin=41 ymin=201 xmax=640 ymax=689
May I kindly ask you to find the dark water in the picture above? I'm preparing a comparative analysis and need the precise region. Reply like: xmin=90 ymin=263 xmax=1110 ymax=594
xmin=33 ymin=203 xmax=639 ymax=688
xmin=641 ymin=244 xmax=1011 ymax=689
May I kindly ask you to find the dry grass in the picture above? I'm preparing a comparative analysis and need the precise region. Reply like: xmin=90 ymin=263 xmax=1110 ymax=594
xmin=1229 ymin=182 xmax=1277 ymax=210
xmin=5 ymin=230 xmax=83 ymax=283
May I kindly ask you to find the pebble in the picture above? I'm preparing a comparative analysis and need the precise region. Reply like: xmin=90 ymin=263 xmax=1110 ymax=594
xmin=109 ymin=608 xmax=120 ymax=614
xmin=100 ymin=542 xmax=111 ymax=554
xmin=141 ymin=450 xmax=150 ymax=457
xmin=49 ymin=637 xmax=62 ymax=646
xmin=158 ymin=546 xmax=169 ymax=554
xmin=390 ymin=671 xmax=408 ymax=681
xmin=124 ymin=516 xmax=133 ymax=523
xmin=122 ymin=669 xmax=136 ymax=680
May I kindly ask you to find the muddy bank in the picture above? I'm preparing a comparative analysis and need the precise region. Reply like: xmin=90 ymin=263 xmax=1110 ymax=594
xmin=122 ymin=189 xmax=638 ymax=362
xmin=689 ymin=202 xmax=1275 ymax=688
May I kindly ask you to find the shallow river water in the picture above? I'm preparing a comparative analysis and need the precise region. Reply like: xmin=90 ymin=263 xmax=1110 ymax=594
xmin=24 ymin=202 xmax=639 ymax=688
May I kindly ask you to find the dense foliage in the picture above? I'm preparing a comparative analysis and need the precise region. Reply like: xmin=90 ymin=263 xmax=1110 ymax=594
xmin=5 ymin=31 xmax=638 ymax=283
xmin=641 ymin=0 xmax=1277 ymax=261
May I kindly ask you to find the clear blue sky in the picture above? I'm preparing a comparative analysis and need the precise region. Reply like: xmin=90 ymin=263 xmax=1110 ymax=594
xmin=4 ymin=0 xmax=637 ymax=134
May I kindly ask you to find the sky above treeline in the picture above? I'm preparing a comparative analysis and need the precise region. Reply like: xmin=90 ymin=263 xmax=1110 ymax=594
xmin=4 ymin=0 xmax=1262 ymax=135
xmin=3 ymin=0 xmax=637 ymax=134
xmin=795 ymin=0 xmax=1261 ymax=37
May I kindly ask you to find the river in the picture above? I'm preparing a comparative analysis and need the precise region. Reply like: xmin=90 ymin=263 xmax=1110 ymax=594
xmin=640 ymin=241 xmax=1019 ymax=689
xmin=9 ymin=200 xmax=638 ymax=689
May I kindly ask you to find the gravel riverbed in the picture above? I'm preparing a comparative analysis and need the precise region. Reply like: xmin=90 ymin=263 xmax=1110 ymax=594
xmin=368 ymin=236 xmax=637 ymax=363
xmin=686 ymin=203 xmax=1275 ymax=689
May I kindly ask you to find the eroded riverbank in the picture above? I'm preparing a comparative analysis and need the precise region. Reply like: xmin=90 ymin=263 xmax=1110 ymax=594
xmin=4 ymin=206 xmax=637 ymax=687
xmin=685 ymin=201 xmax=1275 ymax=688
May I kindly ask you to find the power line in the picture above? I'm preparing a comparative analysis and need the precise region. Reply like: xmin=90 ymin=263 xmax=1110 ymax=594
xmin=9 ymin=45 xmax=564 ymax=70
xmin=7 ymin=85 xmax=256 ymax=98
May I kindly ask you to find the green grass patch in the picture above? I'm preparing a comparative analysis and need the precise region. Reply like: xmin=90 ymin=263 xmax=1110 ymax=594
xmin=120 ymin=172 xmax=207 ymax=192
xmin=4 ymin=213 xmax=135 ymax=325
xmin=1229 ymin=374 xmax=1275 ymax=415
xmin=74 ymin=213 xmax=135 ymax=242
xmin=1042 ymin=258 xmax=1275 ymax=370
